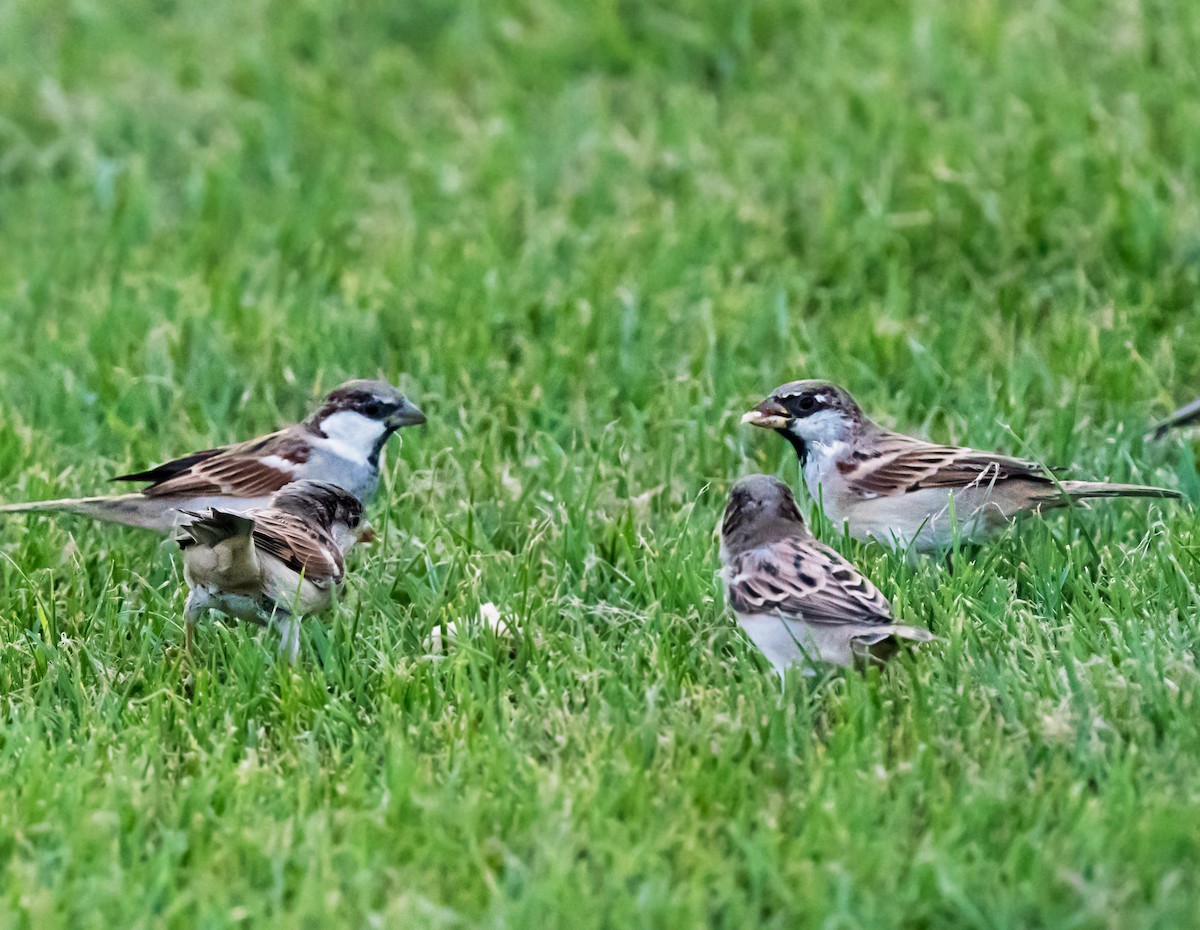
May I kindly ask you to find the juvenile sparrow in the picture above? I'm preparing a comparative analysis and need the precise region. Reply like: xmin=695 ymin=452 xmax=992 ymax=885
xmin=0 ymin=379 xmax=425 ymax=531
xmin=175 ymin=479 xmax=364 ymax=662
xmin=720 ymin=475 xmax=934 ymax=675
xmin=743 ymin=380 xmax=1183 ymax=554
xmin=1149 ymin=396 xmax=1200 ymax=440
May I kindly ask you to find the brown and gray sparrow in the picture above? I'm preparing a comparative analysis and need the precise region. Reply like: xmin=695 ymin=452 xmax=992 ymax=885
xmin=175 ymin=479 xmax=364 ymax=662
xmin=0 ymin=379 xmax=425 ymax=531
xmin=744 ymin=380 xmax=1182 ymax=554
xmin=720 ymin=475 xmax=934 ymax=676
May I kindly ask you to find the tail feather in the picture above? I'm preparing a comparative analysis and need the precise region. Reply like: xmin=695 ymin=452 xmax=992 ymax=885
xmin=0 ymin=494 xmax=174 ymax=531
xmin=888 ymin=623 xmax=938 ymax=643
xmin=853 ymin=623 xmax=938 ymax=647
xmin=1061 ymin=481 xmax=1184 ymax=502
xmin=852 ymin=623 xmax=938 ymax=664
xmin=176 ymin=508 xmax=261 ymax=588
xmin=176 ymin=509 xmax=255 ymax=549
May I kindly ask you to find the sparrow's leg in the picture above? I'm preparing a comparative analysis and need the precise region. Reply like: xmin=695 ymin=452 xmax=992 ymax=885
xmin=183 ymin=589 xmax=205 ymax=655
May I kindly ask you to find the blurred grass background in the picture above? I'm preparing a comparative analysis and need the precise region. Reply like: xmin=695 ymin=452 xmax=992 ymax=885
xmin=1 ymin=0 xmax=1199 ymax=926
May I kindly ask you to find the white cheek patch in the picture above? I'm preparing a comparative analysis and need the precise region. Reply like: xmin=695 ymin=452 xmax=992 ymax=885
xmin=317 ymin=410 xmax=388 ymax=460
xmin=790 ymin=409 xmax=847 ymax=446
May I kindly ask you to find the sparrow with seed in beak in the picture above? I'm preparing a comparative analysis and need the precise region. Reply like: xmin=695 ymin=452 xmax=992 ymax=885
xmin=743 ymin=380 xmax=1183 ymax=554
xmin=0 ymin=379 xmax=425 ymax=531
xmin=1148 ymin=396 xmax=1200 ymax=440
xmin=175 ymin=479 xmax=364 ymax=662
xmin=720 ymin=475 xmax=934 ymax=676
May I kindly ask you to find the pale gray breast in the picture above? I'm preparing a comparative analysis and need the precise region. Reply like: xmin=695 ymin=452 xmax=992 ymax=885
xmin=262 ymin=567 xmax=335 ymax=616
xmin=299 ymin=446 xmax=381 ymax=503
xmin=803 ymin=453 xmax=852 ymax=522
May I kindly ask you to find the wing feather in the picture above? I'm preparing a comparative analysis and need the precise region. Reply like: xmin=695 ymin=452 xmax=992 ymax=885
xmin=113 ymin=430 xmax=309 ymax=498
xmin=845 ymin=434 xmax=1052 ymax=497
xmin=727 ymin=536 xmax=892 ymax=626
xmin=251 ymin=511 xmax=343 ymax=586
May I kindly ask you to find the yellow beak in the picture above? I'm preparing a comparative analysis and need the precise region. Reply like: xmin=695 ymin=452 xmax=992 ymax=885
xmin=741 ymin=399 xmax=791 ymax=430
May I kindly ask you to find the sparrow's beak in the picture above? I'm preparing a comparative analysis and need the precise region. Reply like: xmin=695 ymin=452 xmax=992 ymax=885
xmin=741 ymin=398 xmax=791 ymax=430
xmin=388 ymin=399 xmax=427 ymax=429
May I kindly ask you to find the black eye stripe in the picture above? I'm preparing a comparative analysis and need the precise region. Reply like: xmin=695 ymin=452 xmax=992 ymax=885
xmin=358 ymin=398 xmax=396 ymax=417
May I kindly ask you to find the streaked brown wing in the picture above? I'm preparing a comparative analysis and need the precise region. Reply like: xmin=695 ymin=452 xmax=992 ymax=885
xmin=115 ymin=430 xmax=308 ymax=498
xmin=251 ymin=511 xmax=343 ymax=585
xmin=847 ymin=435 xmax=1051 ymax=497
xmin=727 ymin=536 xmax=892 ymax=626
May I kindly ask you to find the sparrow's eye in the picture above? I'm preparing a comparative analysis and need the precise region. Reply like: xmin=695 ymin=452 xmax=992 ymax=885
xmin=363 ymin=401 xmax=384 ymax=418
xmin=796 ymin=395 xmax=816 ymax=413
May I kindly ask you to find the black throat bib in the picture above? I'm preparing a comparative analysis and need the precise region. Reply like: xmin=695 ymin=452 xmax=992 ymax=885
xmin=776 ymin=428 xmax=808 ymax=466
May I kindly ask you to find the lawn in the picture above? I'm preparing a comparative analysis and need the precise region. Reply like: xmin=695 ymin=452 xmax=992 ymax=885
xmin=2 ymin=0 xmax=1200 ymax=926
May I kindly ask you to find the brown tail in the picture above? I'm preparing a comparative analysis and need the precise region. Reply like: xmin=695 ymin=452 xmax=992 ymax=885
xmin=0 ymin=494 xmax=173 ymax=531
xmin=1061 ymin=481 xmax=1185 ymax=502
xmin=852 ymin=623 xmax=938 ymax=664
xmin=176 ymin=509 xmax=255 ymax=548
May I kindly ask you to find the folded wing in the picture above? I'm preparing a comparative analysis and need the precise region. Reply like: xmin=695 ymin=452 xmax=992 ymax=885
xmin=727 ymin=535 xmax=893 ymax=626
xmin=114 ymin=430 xmax=307 ymax=498
xmin=846 ymin=435 xmax=1051 ymax=497
xmin=250 ymin=511 xmax=344 ymax=587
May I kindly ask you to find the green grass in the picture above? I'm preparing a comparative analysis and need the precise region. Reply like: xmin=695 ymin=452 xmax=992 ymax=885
xmin=2 ymin=0 xmax=1200 ymax=925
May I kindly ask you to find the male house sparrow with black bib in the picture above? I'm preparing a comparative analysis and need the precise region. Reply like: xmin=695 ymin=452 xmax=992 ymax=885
xmin=744 ymin=380 xmax=1181 ymax=554
xmin=1 ymin=379 xmax=425 ymax=531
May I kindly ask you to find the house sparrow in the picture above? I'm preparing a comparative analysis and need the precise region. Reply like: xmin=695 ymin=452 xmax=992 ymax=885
xmin=743 ymin=380 xmax=1183 ymax=554
xmin=719 ymin=474 xmax=934 ymax=675
xmin=0 ymin=379 xmax=425 ymax=531
xmin=175 ymin=479 xmax=364 ymax=662
xmin=1148 ymin=396 xmax=1200 ymax=440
